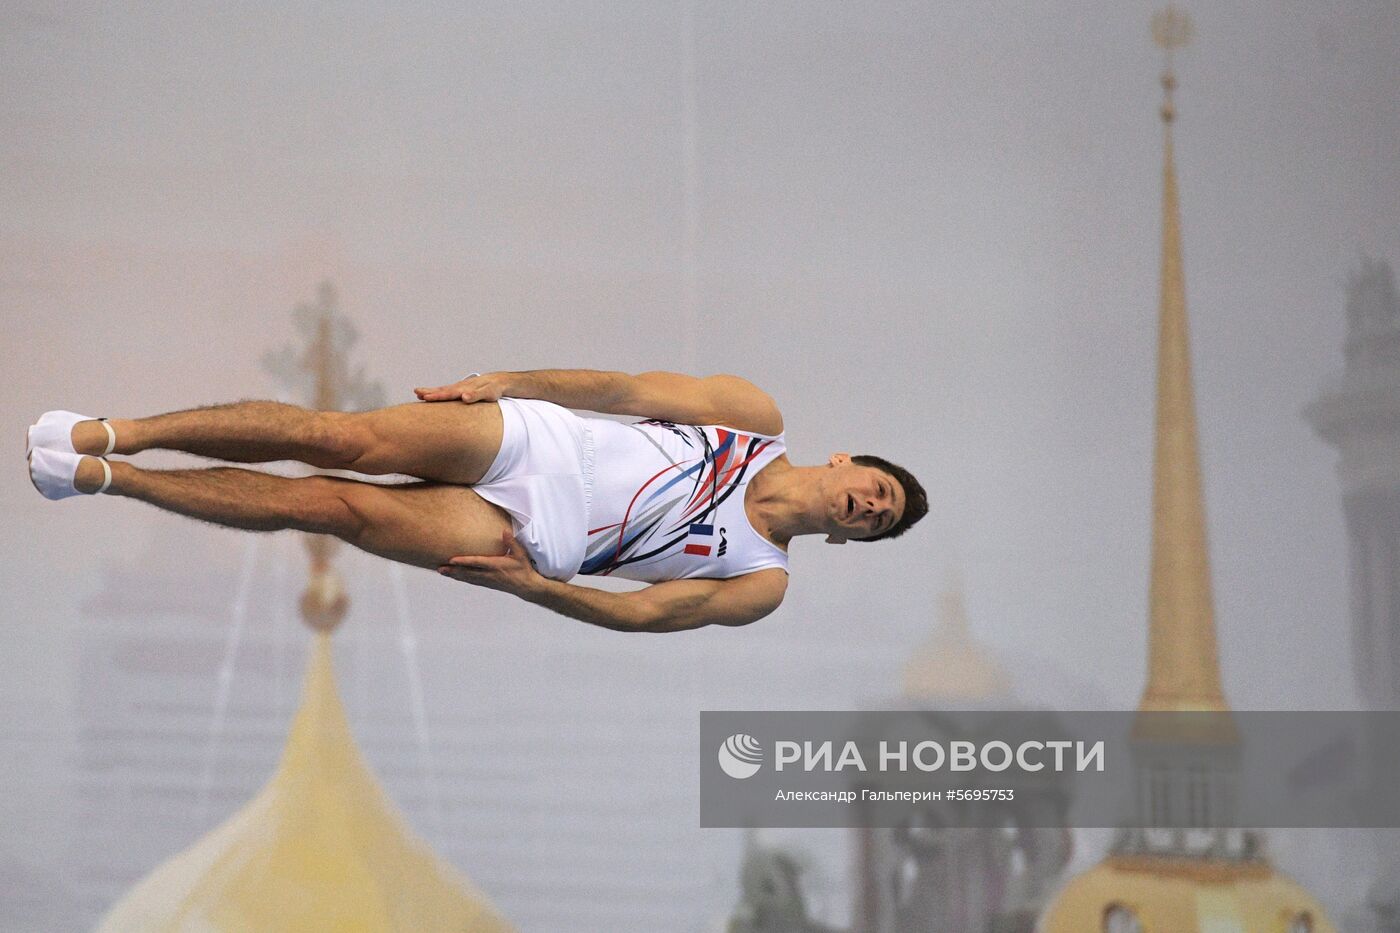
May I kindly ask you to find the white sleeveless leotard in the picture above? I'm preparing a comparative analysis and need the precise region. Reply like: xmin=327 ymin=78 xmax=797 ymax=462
xmin=580 ymin=416 xmax=790 ymax=582
xmin=471 ymin=398 xmax=789 ymax=582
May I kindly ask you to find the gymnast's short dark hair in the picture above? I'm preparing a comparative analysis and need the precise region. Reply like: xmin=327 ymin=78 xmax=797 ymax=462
xmin=851 ymin=454 xmax=928 ymax=542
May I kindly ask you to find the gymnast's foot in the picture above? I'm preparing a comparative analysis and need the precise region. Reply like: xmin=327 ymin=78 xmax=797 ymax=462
xmin=70 ymin=419 xmax=119 ymax=456
xmin=26 ymin=410 xmax=118 ymax=457
xmin=28 ymin=449 xmax=112 ymax=498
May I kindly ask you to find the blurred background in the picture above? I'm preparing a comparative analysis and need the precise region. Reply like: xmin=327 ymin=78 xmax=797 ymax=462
xmin=3 ymin=1 xmax=1398 ymax=930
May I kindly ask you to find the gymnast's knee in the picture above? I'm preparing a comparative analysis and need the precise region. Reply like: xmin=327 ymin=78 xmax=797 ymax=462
xmin=296 ymin=475 xmax=374 ymax=541
xmin=313 ymin=412 xmax=377 ymax=471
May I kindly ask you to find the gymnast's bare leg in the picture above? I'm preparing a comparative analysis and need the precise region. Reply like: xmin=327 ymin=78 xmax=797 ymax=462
xmin=70 ymin=458 xmax=513 ymax=569
xmin=66 ymin=399 xmax=504 ymax=486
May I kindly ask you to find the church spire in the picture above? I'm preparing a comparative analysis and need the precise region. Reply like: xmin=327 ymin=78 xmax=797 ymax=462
xmin=1040 ymin=13 xmax=1334 ymax=925
xmin=1138 ymin=7 xmax=1230 ymax=716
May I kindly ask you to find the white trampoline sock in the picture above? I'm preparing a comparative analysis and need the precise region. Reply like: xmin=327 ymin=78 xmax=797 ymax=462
xmin=26 ymin=410 xmax=112 ymax=457
xmin=27 ymin=449 xmax=109 ymax=500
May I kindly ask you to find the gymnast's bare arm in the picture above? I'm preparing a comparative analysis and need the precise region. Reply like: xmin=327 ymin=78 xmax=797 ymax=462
xmin=414 ymin=369 xmax=784 ymax=436
xmin=438 ymin=531 xmax=787 ymax=632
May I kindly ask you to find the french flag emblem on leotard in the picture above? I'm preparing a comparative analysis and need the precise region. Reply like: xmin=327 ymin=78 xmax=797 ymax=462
xmin=684 ymin=523 xmax=717 ymax=556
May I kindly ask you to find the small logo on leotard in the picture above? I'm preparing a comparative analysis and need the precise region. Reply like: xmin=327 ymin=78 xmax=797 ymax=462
xmin=684 ymin=523 xmax=718 ymax=556
xmin=717 ymin=527 xmax=728 ymax=557
xmin=639 ymin=419 xmax=694 ymax=445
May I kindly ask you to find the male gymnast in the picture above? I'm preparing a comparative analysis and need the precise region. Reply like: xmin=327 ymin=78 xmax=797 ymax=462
xmin=27 ymin=370 xmax=927 ymax=633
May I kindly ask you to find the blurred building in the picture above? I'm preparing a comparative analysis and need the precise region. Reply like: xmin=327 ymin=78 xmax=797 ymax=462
xmin=1307 ymin=256 xmax=1400 ymax=712
xmin=1038 ymin=10 xmax=1331 ymax=932
xmin=1305 ymin=254 xmax=1400 ymax=933
xmin=852 ymin=580 xmax=1071 ymax=933
xmin=722 ymin=576 xmax=1073 ymax=933
xmin=728 ymin=831 xmax=843 ymax=933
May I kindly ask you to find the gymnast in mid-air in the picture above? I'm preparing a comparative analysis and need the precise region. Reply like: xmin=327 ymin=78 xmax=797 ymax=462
xmin=27 ymin=369 xmax=926 ymax=632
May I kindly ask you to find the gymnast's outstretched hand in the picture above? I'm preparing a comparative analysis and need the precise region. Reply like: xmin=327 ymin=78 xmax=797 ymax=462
xmin=414 ymin=372 xmax=508 ymax=404
xmin=438 ymin=530 xmax=542 ymax=597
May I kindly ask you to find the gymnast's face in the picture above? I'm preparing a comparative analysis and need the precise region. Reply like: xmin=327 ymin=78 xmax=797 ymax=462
xmin=821 ymin=454 xmax=905 ymax=543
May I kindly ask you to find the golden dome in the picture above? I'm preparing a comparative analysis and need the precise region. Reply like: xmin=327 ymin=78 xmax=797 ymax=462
xmin=97 ymin=635 xmax=515 ymax=933
xmin=901 ymin=578 xmax=1011 ymax=702
xmin=1038 ymin=855 xmax=1334 ymax=933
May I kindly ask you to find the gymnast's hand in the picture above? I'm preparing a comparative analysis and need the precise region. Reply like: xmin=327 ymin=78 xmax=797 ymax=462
xmin=437 ymin=530 xmax=542 ymax=597
xmin=414 ymin=372 xmax=508 ymax=403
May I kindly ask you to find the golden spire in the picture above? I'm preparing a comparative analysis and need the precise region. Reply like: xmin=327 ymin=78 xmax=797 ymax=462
xmin=1138 ymin=7 xmax=1229 ymax=716
xmin=1041 ymin=14 xmax=1334 ymax=928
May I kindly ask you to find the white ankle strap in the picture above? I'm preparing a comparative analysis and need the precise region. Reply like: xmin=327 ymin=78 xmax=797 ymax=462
xmin=98 ymin=418 xmax=117 ymax=457
xmin=95 ymin=458 xmax=112 ymax=495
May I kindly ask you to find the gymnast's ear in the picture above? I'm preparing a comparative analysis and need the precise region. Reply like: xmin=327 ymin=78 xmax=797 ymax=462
xmin=825 ymin=533 xmax=848 ymax=545
xmin=828 ymin=452 xmax=852 ymax=468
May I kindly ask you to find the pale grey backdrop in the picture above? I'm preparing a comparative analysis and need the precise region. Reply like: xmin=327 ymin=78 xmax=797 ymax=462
xmin=3 ymin=2 xmax=1397 ymax=930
